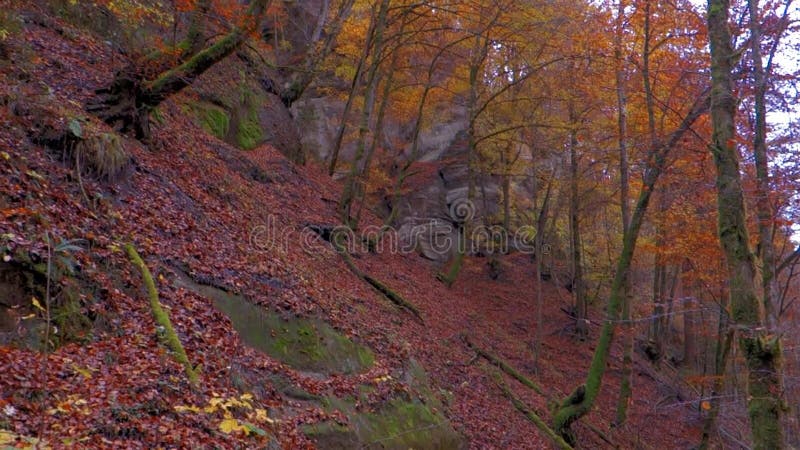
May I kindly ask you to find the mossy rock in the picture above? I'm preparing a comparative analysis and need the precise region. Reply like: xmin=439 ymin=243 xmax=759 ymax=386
xmin=307 ymin=396 xmax=464 ymax=450
xmin=172 ymin=270 xmax=374 ymax=374
xmin=305 ymin=361 xmax=466 ymax=449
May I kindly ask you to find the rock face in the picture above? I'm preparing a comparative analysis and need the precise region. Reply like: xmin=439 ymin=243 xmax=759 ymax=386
xmin=292 ymin=98 xmax=507 ymax=262
xmin=291 ymin=99 xmax=468 ymax=166
xmin=391 ymin=133 xmax=502 ymax=262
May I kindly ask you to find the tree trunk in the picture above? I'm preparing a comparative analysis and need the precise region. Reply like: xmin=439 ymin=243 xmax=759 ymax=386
xmin=328 ymin=2 xmax=373 ymax=176
xmin=568 ymin=106 xmax=587 ymax=339
xmin=275 ymin=0 xmax=356 ymax=108
xmin=353 ymin=23 xmax=405 ymax=227
xmin=338 ymin=0 xmax=390 ymax=227
xmin=699 ymin=304 xmax=733 ymax=450
xmin=684 ymin=295 xmax=697 ymax=369
xmin=553 ymin=90 xmax=709 ymax=444
xmin=614 ymin=0 xmax=635 ymax=425
xmin=87 ymin=0 xmax=270 ymax=141
xmin=502 ymin=145 xmax=512 ymax=233
xmin=748 ymin=0 xmax=779 ymax=328
xmin=533 ymin=177 xmax=553 ymax=370
xmin=707 ymin=1 xmax=784 ymax=447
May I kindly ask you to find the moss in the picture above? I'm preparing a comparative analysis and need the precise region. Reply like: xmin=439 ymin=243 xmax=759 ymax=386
xmin=304 ymin=361 xmax=465 ymax=449
xmin=492 ymin=372 xmax=573 ymax=449
xmin=235 ymin=105 xmax=263 ymax=150
xmin=740 ymin=335 xmax=784 ymax=449
xmin=464 ymin=337 xmax=546 ymax=396
xmin=51 ymin=285 xmax=92 ymax=345
xmin=192 ymin=101 xmax=230 ymax=140
xmin=150 ymin=107 xmax=165 ymax=125
xmin=309 ymin=394 xmax=463 ymax=450
xmin=125 ymin=244 xmax=198 ymax=385
xmin=172 ymin=269 xmax=373 ymax=374
xmin=357 ymin=345 xmax=375 ymax=368
xmin=331 ymin=231 xmax=423 ymax=321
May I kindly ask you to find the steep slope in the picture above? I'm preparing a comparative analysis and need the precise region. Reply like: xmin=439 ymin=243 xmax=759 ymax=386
xmin=0 ymin=9 xmax=702 ymax=449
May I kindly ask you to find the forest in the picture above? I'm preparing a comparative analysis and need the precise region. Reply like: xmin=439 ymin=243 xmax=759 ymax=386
xmin=0 ymin=0 xmax=799 ymax=448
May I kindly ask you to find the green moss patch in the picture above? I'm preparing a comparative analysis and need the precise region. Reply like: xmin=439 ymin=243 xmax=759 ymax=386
xmin=235 ymin=105 xmax=263 ymax=150
xmin=172 ymin=269 xmax=373 ymax=374
xmin=304 ymin=360 xmax=465 ymax=449
xmin=190 ymin=101 xmax=230 ymax=140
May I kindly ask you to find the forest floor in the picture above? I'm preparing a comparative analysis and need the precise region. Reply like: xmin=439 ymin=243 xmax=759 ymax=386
xmin=0 ymin=7 xmax=704 ymax=449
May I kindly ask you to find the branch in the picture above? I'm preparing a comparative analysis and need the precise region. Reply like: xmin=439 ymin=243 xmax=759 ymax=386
xmin=491 ymin=372 xmax=573 ymax=450
xmin=777 ymin=245 xmax=800 ymax=275
xmin=125 ymin=243 xmax=198 ymax=385
xmin=463 ymin=335 xmax=547 ymax=397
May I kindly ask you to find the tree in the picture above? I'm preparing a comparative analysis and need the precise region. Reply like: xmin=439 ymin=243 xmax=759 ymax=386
xmin=87 ymin=0 xmax=270 ymax=141
xmin=706 ymin=0 xmax=784 ymax=447
xmin=553 ymin=83 xmax=709 ymax=444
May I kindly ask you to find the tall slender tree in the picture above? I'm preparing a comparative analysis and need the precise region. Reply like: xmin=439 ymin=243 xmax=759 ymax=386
xmin=706 ymin=0 xmax=785 ymax=447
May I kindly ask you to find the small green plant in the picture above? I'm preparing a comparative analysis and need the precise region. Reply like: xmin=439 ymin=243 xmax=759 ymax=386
xmin=0 ymin=10 xmax=21 ymax=40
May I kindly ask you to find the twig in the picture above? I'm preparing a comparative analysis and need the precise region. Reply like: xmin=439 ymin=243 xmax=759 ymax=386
xmin=37 ymin=232 xmax=53 ymax=446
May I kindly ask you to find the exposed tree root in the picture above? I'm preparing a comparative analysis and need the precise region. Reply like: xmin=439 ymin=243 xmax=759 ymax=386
xmin=491 ymin=372 xmax=573 ymax=450
xmin=467 ymin=336 xmax=618 ymax=448
xmin=463 ymin=335 xmax=546 ymax=397
xmin=321 ymin=228 xmax=423 ymax=322
xmin=125 ymin=243 xmax=199 ymax=385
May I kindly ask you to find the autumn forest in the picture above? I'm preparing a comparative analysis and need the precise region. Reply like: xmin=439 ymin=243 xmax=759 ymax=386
xmin=0 ymin=0 xmax=799 ymax=448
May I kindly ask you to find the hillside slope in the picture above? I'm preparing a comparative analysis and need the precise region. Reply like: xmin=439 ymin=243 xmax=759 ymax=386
xmin=0 ymin=9 xmax=702 ymax=449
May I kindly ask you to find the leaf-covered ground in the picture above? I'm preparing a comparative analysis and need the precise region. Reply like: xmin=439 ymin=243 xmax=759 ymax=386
xmin=0 ymin=6 xmax=702 ymax=448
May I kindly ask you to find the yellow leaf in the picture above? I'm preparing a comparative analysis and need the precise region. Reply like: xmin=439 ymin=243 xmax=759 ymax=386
xmin=174 ymin=405 xmax=202 ymax=413
xmin=373 ymin=375 xmax=392 ymax=383
xmin=253 ymin=408 xmax=276 ymax=424
xmin=701 ymin=401 xmax=711 ymax=411
xmin=0 ymin=430 xmax=15 ymax=445
xmin=71 ymin=364 xmax=92 ymax=379
xmin=219 ymin=418 xmax=248 ymax=435
xmin=32 ymin=297 xmax=45 ymax=311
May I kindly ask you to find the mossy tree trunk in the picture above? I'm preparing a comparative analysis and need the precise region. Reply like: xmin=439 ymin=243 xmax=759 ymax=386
xmin=553 ymin=90 xmax=709 ymax=444
xmin=533 ymin=177 xmax=553 ymax=370
xmin=613 ymin=0 xmax=634 ymax=425
xmin=125 ymin=244 xmax=198 ymax=385
xmin=87 ymin=0 xmax=270 ymax=141
xmin=707 ymin=1 xmax=784 ymax=447
xmin=748 ymin=0 xmax=787 ymax=328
